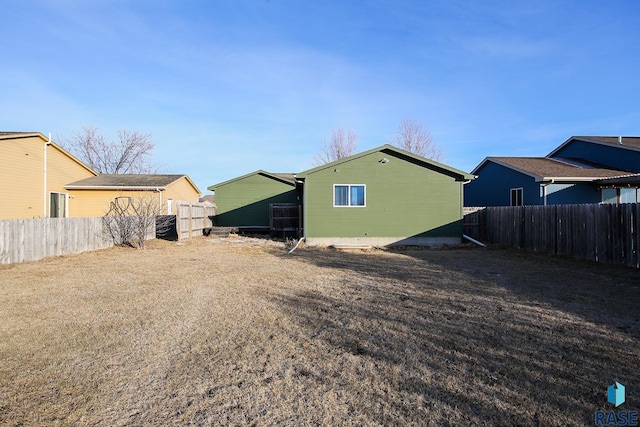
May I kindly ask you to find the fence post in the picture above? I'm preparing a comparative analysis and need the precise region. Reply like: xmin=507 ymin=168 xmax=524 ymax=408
xmin=189 ymin=203 xmax=193 ymax=239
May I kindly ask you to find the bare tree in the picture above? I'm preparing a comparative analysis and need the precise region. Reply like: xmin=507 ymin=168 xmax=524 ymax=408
xmin=391 ymin=119 xmax=444 ymax=161
xmin=102 ymin=193 xmax=171 ymax=249
xmin=62 ymin=125 xmax=158 ymax=174
xmin=312 ymin=128 xmax=358 ymax=166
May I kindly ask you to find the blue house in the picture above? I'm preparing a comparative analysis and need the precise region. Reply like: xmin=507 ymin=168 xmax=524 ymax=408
xmin=465 ymin=136 xmax=640 ymax=207
xmin=549 ymin=136 xmax=640 ymax=172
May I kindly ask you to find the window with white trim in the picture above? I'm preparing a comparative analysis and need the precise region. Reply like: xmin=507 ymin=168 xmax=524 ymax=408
xmin=602 ymin=187 xmax=640 ymax=204
xmin=510 ymin=188 xmax=523 ymax=206
xmin=50 ymin=192 xmax=67 ymax=218
xmin=334 ymin=184 xmax=365 ymax=207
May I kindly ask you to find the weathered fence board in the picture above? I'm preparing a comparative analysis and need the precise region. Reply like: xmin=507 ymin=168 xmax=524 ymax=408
xmin=270 ymin=203 xmax=301 ymax=237
xmin=465 ymin=204 xmax=640 ymax=268
xmin=175 ymin=201 xmax=215 ymax=240
xmin=0 ymin=217 xmax=114 ymax=264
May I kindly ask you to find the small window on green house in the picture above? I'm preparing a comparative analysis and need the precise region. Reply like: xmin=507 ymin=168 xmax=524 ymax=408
xmin=334 ymin=184 xmax=365 ymax=207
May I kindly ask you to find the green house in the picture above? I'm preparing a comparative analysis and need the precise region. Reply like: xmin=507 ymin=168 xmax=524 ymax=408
xmin=297 ymin=144 xmax=474 ymax=246
xmin=207 ymin=170 xmax=299 ymax=227
xmin=208 ymin=145 xmax=474 ymax=245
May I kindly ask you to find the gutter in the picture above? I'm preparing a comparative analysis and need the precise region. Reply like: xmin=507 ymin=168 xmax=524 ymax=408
xmin=540 ymin=179 xmax=555 ymax=206
xmin=43 ymin=134 xmax=49 ymax=217
xmin=536 ymin=176 xmax=625 ymax=183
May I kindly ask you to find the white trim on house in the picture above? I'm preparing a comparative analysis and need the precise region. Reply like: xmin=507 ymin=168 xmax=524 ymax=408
xmin=333 ymin=184 xmax=366 ymax=207
xmin=510 ymin=187 xmax=523 ymax=206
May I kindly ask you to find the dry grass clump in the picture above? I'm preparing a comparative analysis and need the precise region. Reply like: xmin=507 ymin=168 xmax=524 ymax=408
xmin=0 ymin=237 xmax=638 ymax=426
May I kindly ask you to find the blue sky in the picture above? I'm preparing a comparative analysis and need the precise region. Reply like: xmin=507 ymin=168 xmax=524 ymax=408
xmin=2 ymin=0 xmax=640 ymax=194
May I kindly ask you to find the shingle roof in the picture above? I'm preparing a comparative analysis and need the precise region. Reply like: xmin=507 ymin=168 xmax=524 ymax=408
xmin=487 ymin=157 xmax=628 ymax=180
xmin=0 ymin=131 xmax=44 ymax=140
xmin=271 ymin=173 xmax=297 ymax=183
xmin=0 ymin=131 xmax=36 ymax=136
xmin=208 ymin=170 xmax=297 ymax=190
xmin=66 ymin=174 xmax=187 ymax=188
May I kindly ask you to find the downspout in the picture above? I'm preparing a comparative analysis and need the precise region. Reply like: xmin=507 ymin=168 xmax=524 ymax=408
xmin=43 ymin=133 xmax=51 ymax=217
xmin=542 ymin=179 xmax=555 ymax=206
xmin=302 ymin=180 xmax=308 ymax=242
xmin=288 ymin=237 xmax=305 ymax=254
xmin=156 ymin=187 xmax=162 ymax=213
xmin=460 ymin=179 xmax=471 ymax=238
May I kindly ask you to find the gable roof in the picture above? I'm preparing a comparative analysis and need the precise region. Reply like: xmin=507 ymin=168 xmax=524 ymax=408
xmin=548 ymin=136 xmax=640 ymax=157
xmin=66 ymin=174 xmax=200 ymax=193
xmin=474 ymin=157 xmax=628 ymax=182
xmin=1 ymin=131 xmax=98 ymax=176
xmin=297 ymin=144 xmax=474 ymax=181
xmin=207 ymin=170 xmax=297 ymax=191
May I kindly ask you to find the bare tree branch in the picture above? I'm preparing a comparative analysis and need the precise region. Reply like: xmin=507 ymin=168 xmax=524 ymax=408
xmin=391 ymin=119 xmax=444 ymax=161
xmin=312 ymin=128 xmax=358 ymax=166
xmin=102 ymin=193 xmax=170 ymax=249
xmin=61 ymin=126 xmax=158 ymax=174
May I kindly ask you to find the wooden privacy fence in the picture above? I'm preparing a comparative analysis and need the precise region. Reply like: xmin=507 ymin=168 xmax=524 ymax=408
xmin=269 ymin=203 xmax=301 ymax=237
xmin=465 ymin=204 xmax=640 ymax=268
xmin=175 ymin=201 xmax=216 ymax=240
xmin=0 ymin=217 xmax=114 ymax=264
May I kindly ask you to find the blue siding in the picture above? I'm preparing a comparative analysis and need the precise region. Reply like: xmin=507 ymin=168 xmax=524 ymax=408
xmin=551 ymin=140 xmax=640 ymax=172
xmin=545 ymin=183 xmax=600 ymax=205
xmin=465 ymin=162 xmax=542 ymax=206
xmin=466 ymin=162 xmax=603 ymax=206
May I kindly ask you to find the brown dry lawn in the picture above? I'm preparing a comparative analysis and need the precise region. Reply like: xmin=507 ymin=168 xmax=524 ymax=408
xmin=0 ymin=236 xmax=638 ymax=426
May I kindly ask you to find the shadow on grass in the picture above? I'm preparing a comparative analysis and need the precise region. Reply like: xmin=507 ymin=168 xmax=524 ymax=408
xmin=268 ymin=245 xmax=640 ymax=426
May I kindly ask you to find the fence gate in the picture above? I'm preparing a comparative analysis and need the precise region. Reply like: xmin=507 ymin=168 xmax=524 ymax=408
xmin=269 ymin=203 xmax=301 ymax=237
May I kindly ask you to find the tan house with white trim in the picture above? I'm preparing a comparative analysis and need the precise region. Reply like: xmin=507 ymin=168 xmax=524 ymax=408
xmin=0 ymin=132 xmax=98 ymax=219
xmin=65 ymin=174 xmax=201 ymax=217
xmin=1 ymin=131 xmax=201 ymax=219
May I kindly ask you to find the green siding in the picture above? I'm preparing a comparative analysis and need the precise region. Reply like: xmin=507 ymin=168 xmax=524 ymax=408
xmin=303 ymin=151 xmax=463 ymax=239
xmin=214 ymin=174 xmax=298 ymax=227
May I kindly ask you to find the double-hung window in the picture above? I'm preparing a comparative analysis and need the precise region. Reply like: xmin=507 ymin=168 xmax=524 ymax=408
xmin=510 ymin=188 xmax=523 ymax=206
xmin=49 ymin=192 xmax=67 ymax=217
xmin=334 ymin=184 xmax=365 ymax=207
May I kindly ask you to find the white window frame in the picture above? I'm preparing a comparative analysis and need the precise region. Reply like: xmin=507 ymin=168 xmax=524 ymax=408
xmin=620 ymin=187 xmax=638 ymax=204
xmin=333 ymin=184 xmax=366 ymax=207
xmin=510 ymin=187 xmax=523 ymax=206
xmin=601 ymin=187 xmax=640 ymax=204
xmin=49 ymin=192 xmax=68 ymax=218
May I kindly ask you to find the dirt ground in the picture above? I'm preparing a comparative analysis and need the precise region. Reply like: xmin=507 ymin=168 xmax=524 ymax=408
xmin=0 ymin=236 xmax=638 ymax=426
